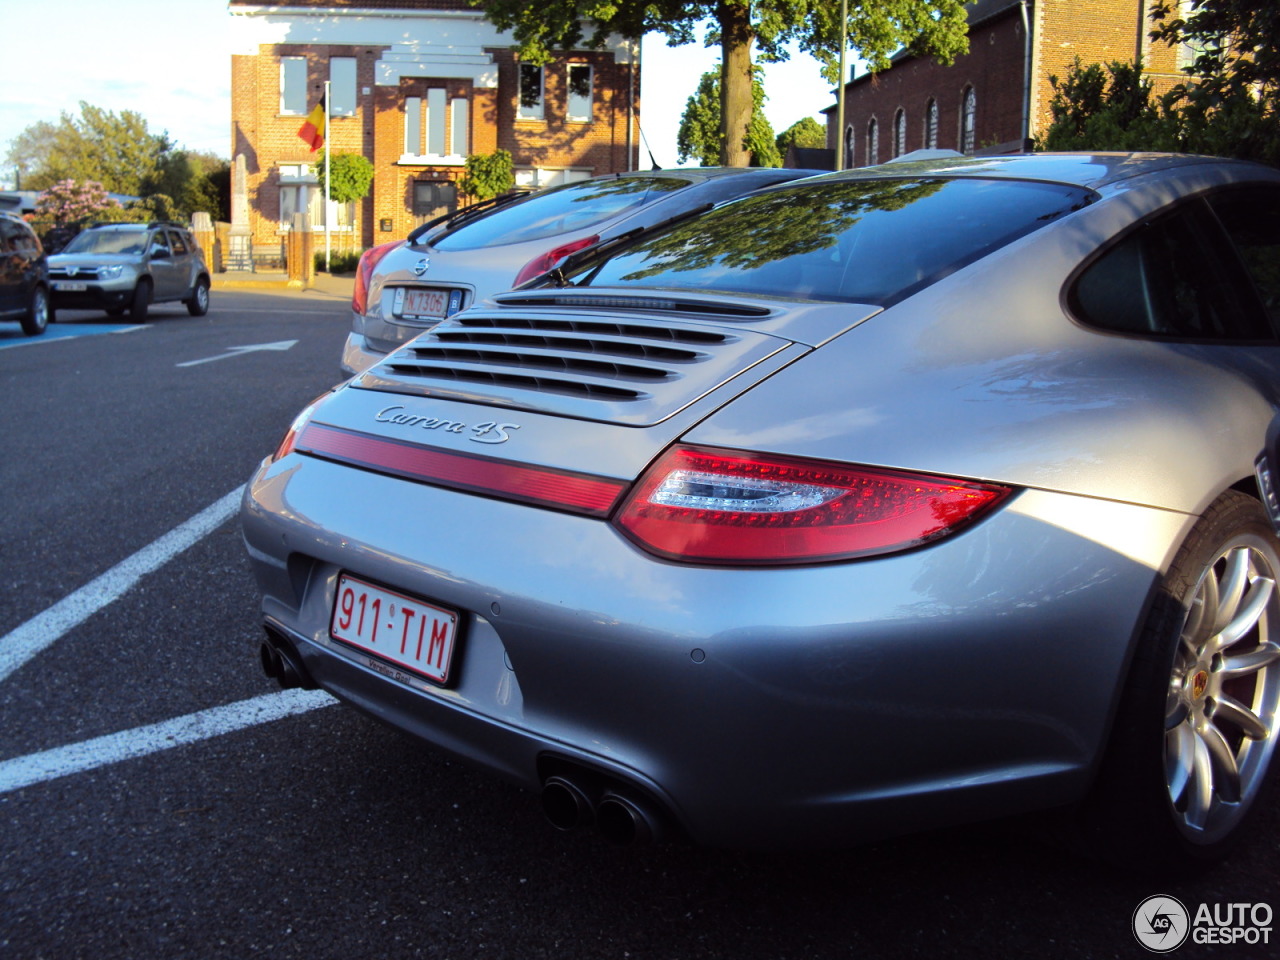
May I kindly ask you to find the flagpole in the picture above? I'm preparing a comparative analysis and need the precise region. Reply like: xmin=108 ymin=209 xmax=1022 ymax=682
xmin=324 ymin=80 xmax=331 ymax=273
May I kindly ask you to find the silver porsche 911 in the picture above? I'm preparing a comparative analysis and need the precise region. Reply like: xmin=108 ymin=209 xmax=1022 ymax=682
xmin=243 ymin=153 xmax=1280 ymax=867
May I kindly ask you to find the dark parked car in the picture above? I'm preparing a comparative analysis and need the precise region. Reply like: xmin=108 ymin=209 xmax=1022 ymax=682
xmin=0 ymin=211 xmax=51 ymax=336
xmin=244 ymin=153 xmax=1280 ymax=868
xmin=342 ymin=167 xmax=824 ymax=376
xmin=48 ymin=222 xmax=210 ymax=319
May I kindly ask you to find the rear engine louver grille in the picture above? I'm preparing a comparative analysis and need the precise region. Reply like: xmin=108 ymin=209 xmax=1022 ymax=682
xmin=353 ymin=312 xmax=788 ymax=425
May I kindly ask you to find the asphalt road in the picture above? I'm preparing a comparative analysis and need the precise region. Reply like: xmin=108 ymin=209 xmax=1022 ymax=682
xmin=0 ymin=288 xmax=1276 ymax=960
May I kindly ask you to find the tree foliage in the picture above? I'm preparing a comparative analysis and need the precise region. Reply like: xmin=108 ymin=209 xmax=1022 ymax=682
xmin=34 ymin=180 xmax=122 ymax=223
xmin=1151 ymin=0 xmax=1280 ymax=165
xmin=5 ymin=102 xmax=229 ymax=220
xmin=1039 ymin=59 xmax=1177 ymax=152
xmin=678 ymin=69 xmax=780 ymax=167
xmin=316 ymin=153 xmax=376 ymax=204
xmin=459 ymin=149 xmax=516 ymax=201
xmin=1039 ymin=2 xmax=1280 ymax=164
xmin=776 ymin=116 xmax=827 ymax=156
xmin=469 ymin=0 xmax=972 ymax=166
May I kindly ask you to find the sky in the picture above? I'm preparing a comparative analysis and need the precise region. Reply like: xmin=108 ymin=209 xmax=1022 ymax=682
xmin=0 ymin=1 xmax=839 ymax=187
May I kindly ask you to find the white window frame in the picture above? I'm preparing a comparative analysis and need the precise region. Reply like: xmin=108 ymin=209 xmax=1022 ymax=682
xmin=450 ymin=98 xmax=469 ymax=156
xmin=925 ymin=99 xmax=939 ymax=149
xmin=961 ymin=87 xmax=977 ymax=154
xmin=404 ymin=96 xmax=422 ymax=157
xmin=519 ymin=63 xmax=544 ymax=120
xmin=280 ymin=56 xmax=307 ymax=116
xmin=567 ymin=64 xmax=593 ymax=122
xmin=426 ymin=88 xmax=447 ymax=156
xmin=329 ymin=57 xmax=357 ymax=117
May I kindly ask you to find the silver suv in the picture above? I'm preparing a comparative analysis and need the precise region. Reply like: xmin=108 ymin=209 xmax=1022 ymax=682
xmin=49 ymin=222 xmax=211 ymax=319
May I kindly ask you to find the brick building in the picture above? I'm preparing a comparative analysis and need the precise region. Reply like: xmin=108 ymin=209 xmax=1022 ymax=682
xmin=228 ymin=0 xmax=640 ymax=253
xmin=826 ymin=0 xmax=1189 ymax=166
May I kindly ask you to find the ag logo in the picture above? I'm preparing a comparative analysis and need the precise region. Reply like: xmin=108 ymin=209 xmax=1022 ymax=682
xmin=1133 ymin=895 xmax=1190 ymax=953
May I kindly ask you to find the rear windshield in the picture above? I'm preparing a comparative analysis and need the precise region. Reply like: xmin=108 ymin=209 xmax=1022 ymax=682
xmin=62 ymin=228 xmax=148 ymax=255
xmin=432 ymin=176 xmax=691 ymax=251
xmin=576 ymin=177 xmax=1095 ymax=305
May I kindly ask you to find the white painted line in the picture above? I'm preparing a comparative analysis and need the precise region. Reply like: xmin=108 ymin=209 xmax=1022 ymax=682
xmin=0 ymin=689 xmax=337 ymax=794
xmin=0 ymin=486 xmax=245 ymax=684
xmin=177 ymin=339 xmax=298 ymax=367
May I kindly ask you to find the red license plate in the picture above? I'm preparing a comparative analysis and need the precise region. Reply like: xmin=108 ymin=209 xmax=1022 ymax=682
xmin=330 ymin=575 xmax=459 ymax=685
xmin=399 ymin=288 xmax=448 ymax=319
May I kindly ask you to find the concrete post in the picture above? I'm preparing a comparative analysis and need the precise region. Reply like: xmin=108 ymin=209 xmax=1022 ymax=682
xmin=191 ymin=212 xmax=218 ymax=272
xmin=288 ymin=213 xmax=314 ymax=288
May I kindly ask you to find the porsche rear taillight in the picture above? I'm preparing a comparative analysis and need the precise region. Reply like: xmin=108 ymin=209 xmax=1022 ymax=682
xmin=615 ymin=446 xmax=1011 ymax=565
xmin=352 ymin=241 xmax=403 ymax=315
xmin=514 ymin=235 xmax=599 ymax=287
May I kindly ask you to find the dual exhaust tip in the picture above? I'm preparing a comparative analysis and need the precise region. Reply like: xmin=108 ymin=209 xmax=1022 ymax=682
xmin=541 ymin=774 xmax=666 ymax=845
xmin=259 ymin=628 xmax=663 ymax=844
xmin=260 ymin=629 xmax=318 ymax=691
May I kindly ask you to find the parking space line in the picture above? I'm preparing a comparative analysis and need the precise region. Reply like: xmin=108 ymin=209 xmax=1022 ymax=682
xmin=0 ymin=486 xmax=245 ymax=684
xmin=0 ymin=689 xmax=336 ymax=794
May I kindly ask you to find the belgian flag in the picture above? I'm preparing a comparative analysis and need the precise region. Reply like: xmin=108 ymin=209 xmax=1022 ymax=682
xmin=298 ymin=96 xmax=325 ymax=152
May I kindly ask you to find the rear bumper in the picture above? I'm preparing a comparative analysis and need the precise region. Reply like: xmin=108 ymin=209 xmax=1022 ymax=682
xmin=241 ymin=451 xmax=1192 ymax=847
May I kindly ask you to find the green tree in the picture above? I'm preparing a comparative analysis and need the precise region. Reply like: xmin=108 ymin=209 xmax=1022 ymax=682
xmin=316 ymin=153 xmax=376 ymax=205
xmin=1151 ymin=0 xmax=1280 ymax=165
xmin=678 ymin=69 xmax=780 ymax=167
xmin=4 ymin=102 xmax=169 ymax=195
xmin=459 ymin=149 xmax=515 ymax=200
xmin=1038 ymin=58 xmax=1178 ymax=152
xmin=775 ymin=116 xmax=827 ymax=157
xmin=470 ymin=0 xmax=973 ymax=166
xmin=5 ymin=103 xmax=229 ymax=220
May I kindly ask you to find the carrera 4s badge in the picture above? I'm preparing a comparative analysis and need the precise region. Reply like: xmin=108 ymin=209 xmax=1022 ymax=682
xmin=375 ymin=405 xmax=521 ymax=444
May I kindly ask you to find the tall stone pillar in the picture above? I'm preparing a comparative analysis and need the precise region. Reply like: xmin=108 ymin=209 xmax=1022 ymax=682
xmin=229 ymin=153 xmax=252 ymax=272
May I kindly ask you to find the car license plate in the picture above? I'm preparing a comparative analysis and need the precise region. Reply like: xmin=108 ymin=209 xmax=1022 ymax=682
xmin=398 ymin=288 xmax=449 ymax=319
xmin=55 ymin=281 xmax=88 ymax=291
xmin=331 ymin=575 xmax=459 ymax=685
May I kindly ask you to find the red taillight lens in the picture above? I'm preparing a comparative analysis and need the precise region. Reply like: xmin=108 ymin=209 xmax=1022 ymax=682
xmin=272 ymin=392 xmax=332 ymax=461
xmin=352 ymin=240 xmax=403 ymax=315
xmin=615 ymin=446 xmax=1012 ymax=565
xmin=513 ymin=235 xmax=599 ymax=287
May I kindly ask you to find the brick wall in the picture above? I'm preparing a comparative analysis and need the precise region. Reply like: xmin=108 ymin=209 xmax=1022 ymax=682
xmin=235 ymin=42 xmax=639 ymax=249
xmin=829 ymin=7 xmax=1028 ymax=163
xmin=827 ymin=0 xmax=1186 ymax=163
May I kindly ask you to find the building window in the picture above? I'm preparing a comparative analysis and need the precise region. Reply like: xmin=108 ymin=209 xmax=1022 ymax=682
xmin=329 ymin=57 xmax=357 ymax=117
xmin=925 ymin=99 xmax=939 ymax=149
xmin=426 ymin=88 xmax=447 ymax=155
xmin=866 ymin=117 xmax=879 ymax=166
xmin=404 ymin=96 xmax=422 ymax=155
xmin=414 ymin=180 xmax=458 ymax=221
xmin=893 ymin=108 xmax=907 ymax=157
xmin=843 ymin=125 xmax=855 ymax=169
xmin=519 ymin=63 xmax=544 ymax=120
xmin=961 ymin=86 xmax=976 ymax=154
xmin=450 ymin=98 xmax=469 ymax=155
xmin=567 ymin=64 xmax=593 ymax=122
xmin=280 ymin=56 xmax=307 ymax=115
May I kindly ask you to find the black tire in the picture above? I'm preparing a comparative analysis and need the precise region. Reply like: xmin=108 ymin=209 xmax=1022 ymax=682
xmin=186 ymin=277 xmax=210 ymax=316
xmin=20 ymin=285 xmax=49 ymax=336
xmin=129 ymin=279 xmax=152 ymax=321
xmin=1081 ymin=491 xmax=1280 ymax=868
